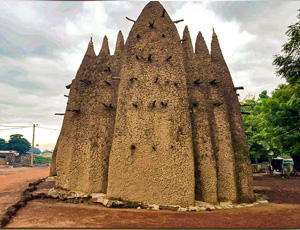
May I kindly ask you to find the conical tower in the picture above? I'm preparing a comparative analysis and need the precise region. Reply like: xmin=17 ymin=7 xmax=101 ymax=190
xmin=105 ymin=31 xmax=125 ymax=86
xmin=55 ymin=38 xmax=96 ymax=190
xmin=50 ymin=38 xmax=96 ymax=177
xmin=211 ymin=29 xmax=254 ymax=203
xmin=55 ymin=36 xmax=117 ymax=193
xmin=182 ymin=27 xmax=218 ymax=204
xmin=98 ymin=35 xmax=110 ymax=58
xmin=114 ymin=30 xmax=125 ymax=56
xmin=106 ymin=1 xmax=195 ymax=206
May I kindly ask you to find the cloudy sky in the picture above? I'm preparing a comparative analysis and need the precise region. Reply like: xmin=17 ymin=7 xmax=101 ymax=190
xmin=0 ymin=1 xmax=298 ymax=151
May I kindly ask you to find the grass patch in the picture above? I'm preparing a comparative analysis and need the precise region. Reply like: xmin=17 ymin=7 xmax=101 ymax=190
xmin=34 ymin=155 xmax=52 ymax=164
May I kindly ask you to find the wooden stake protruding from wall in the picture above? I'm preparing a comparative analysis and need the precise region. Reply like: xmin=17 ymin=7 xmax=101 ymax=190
xmin=173 ymin=19 xmax=184 ymax=24
xmin=66 ymin=109 xmax=80 ymax=113
xmin=126 ymin=17 xmax=136 ymax=23
xmin=80 ymin=79 xmax=92 ymax=85
xmin=242 ymin=111 xmax=251 ymax=115
xmin=234 ymin=86 xmax=244 ymax=90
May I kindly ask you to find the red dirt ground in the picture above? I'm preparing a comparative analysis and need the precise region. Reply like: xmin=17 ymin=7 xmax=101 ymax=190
xmin=0 ymin=166 xmax=49 ymax=215
xmin=2 ymin=170 xmax=300 ymax=228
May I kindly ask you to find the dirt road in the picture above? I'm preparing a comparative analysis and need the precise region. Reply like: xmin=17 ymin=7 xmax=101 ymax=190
xmin=0 ymin=166 xmax=49 ymax=214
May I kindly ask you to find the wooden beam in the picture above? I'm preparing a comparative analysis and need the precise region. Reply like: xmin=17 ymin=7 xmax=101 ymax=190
xmin=242 ymin=111 xmax=251 ymax=115
xmin=180 ymin=38 xmax=188 ymax=42
xmin=66 ymin=109 xmax=80 ymax=113
xmin=126 ymin=17 xmax=136 ymax=23
xmin=234 ymin=86 xmax=244 ymax=90
xmin=173 ymin=19 xmax=184 ymax=24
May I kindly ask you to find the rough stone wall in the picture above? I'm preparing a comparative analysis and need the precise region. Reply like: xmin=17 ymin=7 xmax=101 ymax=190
xmin=106 ymin=2 xmax=195 ymax=207
xmin=182 ymin=27 xmax=218 ymax=204
xmin=211 ymin=31 xmax=254 ymax=203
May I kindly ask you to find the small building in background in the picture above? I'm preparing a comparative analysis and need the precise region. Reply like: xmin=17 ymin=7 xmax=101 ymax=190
xmin=0 ymin=151 xmax=19 ymax=165
xmin=41 ymin=151 xmax=53 ymax=158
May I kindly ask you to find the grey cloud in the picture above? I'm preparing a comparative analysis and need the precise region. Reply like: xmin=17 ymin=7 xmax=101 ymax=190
xmin=206 ymin=1 xmax=298 ymax=99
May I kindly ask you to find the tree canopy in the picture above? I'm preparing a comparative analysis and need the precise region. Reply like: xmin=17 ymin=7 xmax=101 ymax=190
xmin=273 ymin=9 xmax=300 ymax=85
xmin=0 ymin=138 xmax=7 ymax=150
xmin=242 ymin=10 xmax=300 ymax=170
xmin=6 ymin=134 xmax=31 ymax=155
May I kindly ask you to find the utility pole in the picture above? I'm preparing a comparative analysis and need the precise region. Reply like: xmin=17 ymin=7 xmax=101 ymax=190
xmin=31 ymin=124 xmax=38 ymax=167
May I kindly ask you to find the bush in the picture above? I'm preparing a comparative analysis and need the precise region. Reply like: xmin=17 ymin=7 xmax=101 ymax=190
xmin=34 ymin=156 xmax=51 ymax=164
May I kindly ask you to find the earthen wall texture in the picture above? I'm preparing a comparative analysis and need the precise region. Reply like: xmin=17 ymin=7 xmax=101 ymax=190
xmin=55 ymin=39 xmax=119 ymax=193
xmin=211 ymin=34 xmax=254 ymax=203
xmin=53 ymin=1 xmax=253 ymax=206
xmin=106 ymin=2 xmax=195 ymax=207
xmin=182 ymin=27 xmax=218 ymax=204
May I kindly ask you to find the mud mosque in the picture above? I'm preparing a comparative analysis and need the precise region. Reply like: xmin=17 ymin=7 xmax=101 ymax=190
xmin=50 ymin=1 xmax=254 ymax=207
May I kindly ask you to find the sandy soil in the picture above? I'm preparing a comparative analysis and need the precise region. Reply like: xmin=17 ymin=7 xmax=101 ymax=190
xmin=0 ymin=166 xmax=49 ymax=214
xmin=3 ymin=171 xmax=300 ymax=228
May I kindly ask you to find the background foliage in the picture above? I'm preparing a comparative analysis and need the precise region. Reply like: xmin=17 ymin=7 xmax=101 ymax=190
xmin=242 ymin=10 xmax=300 ymax=170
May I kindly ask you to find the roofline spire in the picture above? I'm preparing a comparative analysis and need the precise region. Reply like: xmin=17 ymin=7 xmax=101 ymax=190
xmin=182 ymin=25 xmax=193 ymax=54
xmin=212 ymin=27 xmax=217 ymax=37
xmin=114 ymin=30 xmax=124 ymax=55
xmin=85 ymin=36 xmax=96 ymax=57
xmin=98 ymin=35 xmax=110 ymax=57
xmin=195 ymin=31 xmax=210 ymax=58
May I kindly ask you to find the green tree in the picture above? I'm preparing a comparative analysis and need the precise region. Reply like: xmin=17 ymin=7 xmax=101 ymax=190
xmin=271 ymin=9 xmax=300 ymax=170
xmin=273 ymin=9 xmax=300 ymax=85
xmin=242 ymin=92 xmax=279 ymax=163
xmin=0 ymin=138 xmax=7 ymax=150
xmin=7 ymin=134 xmax=31 ymax=155
xmin=261 ymin=84 xmax=300 ymax=170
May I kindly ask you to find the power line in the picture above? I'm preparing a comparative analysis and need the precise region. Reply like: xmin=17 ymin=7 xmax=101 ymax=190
xmin=0 ymin=125 xmax=32 ymax=128
xmin=0 ymin=126 xmax=32 ymax=131
xmin=0 ymin=125 xmax=60 ymax=132
xmin=38 ymin=126 xmax=60 ymax=131
xmin=273 ymin=125 xmax=300 ymax=139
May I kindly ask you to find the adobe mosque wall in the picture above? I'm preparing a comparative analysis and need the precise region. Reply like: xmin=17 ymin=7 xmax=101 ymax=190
xmin=51 ymin=1 xmax=254 ymax=207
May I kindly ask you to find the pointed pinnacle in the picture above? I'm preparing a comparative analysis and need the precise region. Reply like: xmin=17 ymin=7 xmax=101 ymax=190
xmin=85 ymin=37 xmax=96 ymax=57
xmin=195 ymin=31 xmax=209 ymax=58
xmin=144 ymin=1 xmax=164 ymax=10
xmin=182 ymin=25 xmax=193 ymax=54
xmin=138 ymin=1 xmax=167 ymax=21
xmin=211 ymin=29 xmax=225 ymax=63
xmin=115 ymin=30 xmax=124 ymax=55
xmin=99 ymin=36 xmax=110 ymax=57
xmin=212 ymin=27 xmax=217 ymax=37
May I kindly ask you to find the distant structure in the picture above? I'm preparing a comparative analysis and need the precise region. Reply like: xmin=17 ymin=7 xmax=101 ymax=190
xmin=51 ymin=1 xmax=254 ymax=207
xmin=0 ymin=151 xmax=19 ymax=165
xmin=41 ymin=151 xmax=53 ymax=158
